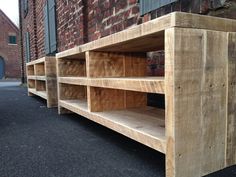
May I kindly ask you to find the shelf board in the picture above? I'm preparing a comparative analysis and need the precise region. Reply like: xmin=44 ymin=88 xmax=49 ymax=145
xmin=59 ymin=99 xmax=166 ymax=153
xmin=28 ymin=88 xmax=47 ymax=99
xmin=36 ymin=76 xmax=46 ymax=81
xmin=27 ymin=75 xmax=36 ymax=80
xmin=58 ymin=77 xmax=165 ymax=94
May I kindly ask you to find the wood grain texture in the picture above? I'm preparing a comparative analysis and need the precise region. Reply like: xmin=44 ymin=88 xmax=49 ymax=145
xmin=27 ymin=65 xmax=35 ymax=76
xmin=59 ymin=99 xmax=166 ymax=153
xmin=226 ymin=32 xmax=236 ymax=166
xmin=58 ymin=58 xmax=86 ymax=77
xmin=59 ymin=83 xmax=87 ymax=101
xmin=165 ymin=28 xmax=228 ymax=177
xmin=88 ymin=87 xmax=147 ymax=112
xmin=86 ymin=51 xmax=146 ymax=78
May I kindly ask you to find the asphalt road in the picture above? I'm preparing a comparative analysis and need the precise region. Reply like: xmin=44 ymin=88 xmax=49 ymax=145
xmin=0 ymin=83 xmax=235 ymax=177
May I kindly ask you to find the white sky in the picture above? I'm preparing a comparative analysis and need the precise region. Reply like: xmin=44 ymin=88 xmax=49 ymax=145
xmin=0 ymin=0 xmax=19 ymax=26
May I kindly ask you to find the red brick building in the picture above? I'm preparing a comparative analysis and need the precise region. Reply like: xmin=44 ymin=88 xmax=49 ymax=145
xmin=0 ymin=9 xmax=20 ymax=79
xmin=19 ymin=0 xmax=236 ymax=82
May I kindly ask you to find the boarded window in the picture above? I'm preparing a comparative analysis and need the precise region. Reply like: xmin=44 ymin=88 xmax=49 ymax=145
xmin=23 ymin=0 xmax=28 ymax=17
xmin=140 ymin=0 xmax=178 ymax=15
xmin=44 ymin=0 xmax=57 ymax=55
xmin=25 ymin=32 xmax=30 ymax=63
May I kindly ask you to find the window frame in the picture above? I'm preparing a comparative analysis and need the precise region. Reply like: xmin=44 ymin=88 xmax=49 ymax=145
xmin=140 ymin=0 xmax=178 ymax=16
xmin=8 ymin=35 xmax=17 ymax=45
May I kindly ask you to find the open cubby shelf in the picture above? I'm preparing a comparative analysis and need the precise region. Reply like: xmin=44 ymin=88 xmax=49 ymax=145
xmin=56 ymin=12 xmax=236 ymax=177
xmin=26 ymin=57 xmax=58 ymax=108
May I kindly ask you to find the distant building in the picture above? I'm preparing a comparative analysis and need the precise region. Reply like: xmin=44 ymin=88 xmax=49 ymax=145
xmin=0 ymin=9 xmax=20 ymax=79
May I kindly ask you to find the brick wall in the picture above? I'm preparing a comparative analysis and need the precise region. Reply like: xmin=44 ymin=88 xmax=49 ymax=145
xmin=19 ymin=0 xmax=236 ymax=79
xmin=0 ymin=10 xmax=20 ymax=78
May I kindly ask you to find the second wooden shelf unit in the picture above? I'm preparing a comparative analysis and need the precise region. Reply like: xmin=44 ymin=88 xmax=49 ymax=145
xmin=56 ymin=12 xmax=236 ymax=177
xmin=26 ymin=57 xmax=57 ymax=108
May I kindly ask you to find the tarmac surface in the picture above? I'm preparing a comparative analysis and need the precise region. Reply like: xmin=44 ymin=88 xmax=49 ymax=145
xmin=0 ymin=82 xmax=235 ymax=177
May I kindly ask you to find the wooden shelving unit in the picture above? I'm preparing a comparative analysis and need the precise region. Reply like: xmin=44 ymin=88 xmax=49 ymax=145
xmin=56 ymin=12 xmax=236 ymax=177
xmin=26 ymin=57 xmax=57 ymax=108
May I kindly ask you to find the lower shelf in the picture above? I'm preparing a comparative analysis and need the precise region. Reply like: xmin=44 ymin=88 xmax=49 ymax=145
xmin=28 ymin=88 xmax=47 ymax=99
xmin=59 ymin=99 xmax=166 ymax=153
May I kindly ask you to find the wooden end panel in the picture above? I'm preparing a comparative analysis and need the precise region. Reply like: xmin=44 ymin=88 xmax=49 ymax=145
xmin=165 ymin=28 xmax=228 ymax=177
xmin=45 ymin=57 xmax=57 ymax=77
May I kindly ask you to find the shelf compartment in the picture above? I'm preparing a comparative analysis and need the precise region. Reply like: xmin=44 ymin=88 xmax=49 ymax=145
xmin=58 ymin=76 xmax=165 ymax=94
xmin=35 ymin=63 xmax=45 ymax=76
xmin=28 ymin=88 xmax=47 ymax=99
xmin=59 ymin=99 xmax=166 ymax=153
xmin=57 ymin=58 xmax=86 ymax=77
xmin=59 ymin=83 xmax=87 ymax=101
xmin=86 ymin=51 xmax=147 ymax=78
xmin=36 ymin=80 xmax=46 ymax=92
xmin=28 ymin=79 xmax=35 ymax=89
xmin=27 ymin=65 xmax=35 ymax=76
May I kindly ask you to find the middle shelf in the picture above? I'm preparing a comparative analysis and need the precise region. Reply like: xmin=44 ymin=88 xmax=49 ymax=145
xmin=58 ymin=77 xmax=165 ymax=94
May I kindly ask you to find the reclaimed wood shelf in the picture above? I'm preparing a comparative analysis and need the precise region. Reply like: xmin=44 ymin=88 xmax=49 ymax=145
xmin=26 ymin=57 xmax=57 ymax=108
xmin=56 ymin=12 xmax=236 ymax=177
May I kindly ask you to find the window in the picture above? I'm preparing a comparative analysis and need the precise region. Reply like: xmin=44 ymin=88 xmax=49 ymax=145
xmin=44 ymin=0 xmax=57 ymax=55
xmin=8 ymin=35 xmax=17 ymax=44
xmin=25 ymin=32 xmax=30 ymax=63
xmin=140 ymin=0 xmax=178 ymax=15
xmin=23 ymin=0 xmax=28 ymax=17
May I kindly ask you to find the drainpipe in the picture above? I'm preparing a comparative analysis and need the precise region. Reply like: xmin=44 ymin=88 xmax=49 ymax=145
xmin=19 ymin=0 xmax=25 ymax=83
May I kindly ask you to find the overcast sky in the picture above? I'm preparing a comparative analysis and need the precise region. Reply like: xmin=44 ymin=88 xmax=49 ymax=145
xmin=0 ymin=0 xmax=19 ymax=26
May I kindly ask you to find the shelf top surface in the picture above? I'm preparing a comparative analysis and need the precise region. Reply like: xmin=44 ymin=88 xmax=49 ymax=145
xmin=56 ymin=12 xmax=236 ymax=59
xmin=27 ymin=56 xmax=55 ymax=66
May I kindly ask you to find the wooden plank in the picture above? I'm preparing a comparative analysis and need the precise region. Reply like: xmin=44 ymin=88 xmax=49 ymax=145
xmin=165 ymin=28 xmax=228 ymax=177
xmin=56 ymin=12 xmax=236 ymax=59
xmin=27 ymin=65 xmax=35 ymax=75
xmin=58 ymin=77 xmax=165 ymax=94
xmin=36 ymin=76 xmax=46 ymax=81
xmin=36 ymin=80 xmax=46 ymax=91
xmin=88 ymin=87 xmax=125 ymax=112
xmin=27 ymin=79 xmax=35 ymax=88
xmin=88 ymin=87 xmax=147 ymax=112
xmin=57 ymin=58 xmax=86 ymax=77
xmin=226 ymin=32 xmax=236 ymax=166
xmin=46 ymin=78 xmax=57 ymax=108
xmin=86 ymin=51 xmax=146 ymax=78
xmin=59 ymin=99 xmax=166 ymax=153
xmin=26 ymin=57 xmax=45 ymax=65
xmin=28 ymin=88 xmax=47 ymax=99
xmin=35 ymin=63 xmax=45 ymax=76
xmin=59 ymin=83 xmax=87 ymax=100
xmin=45 ymin=57 xmax=57 ymax=77
xmin=27 ymin=75 xmax=36 ymax=80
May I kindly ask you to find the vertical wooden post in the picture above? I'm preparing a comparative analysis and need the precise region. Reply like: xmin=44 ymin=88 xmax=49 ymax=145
xmin=165 ymin=27 xmax=228 ymax=177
